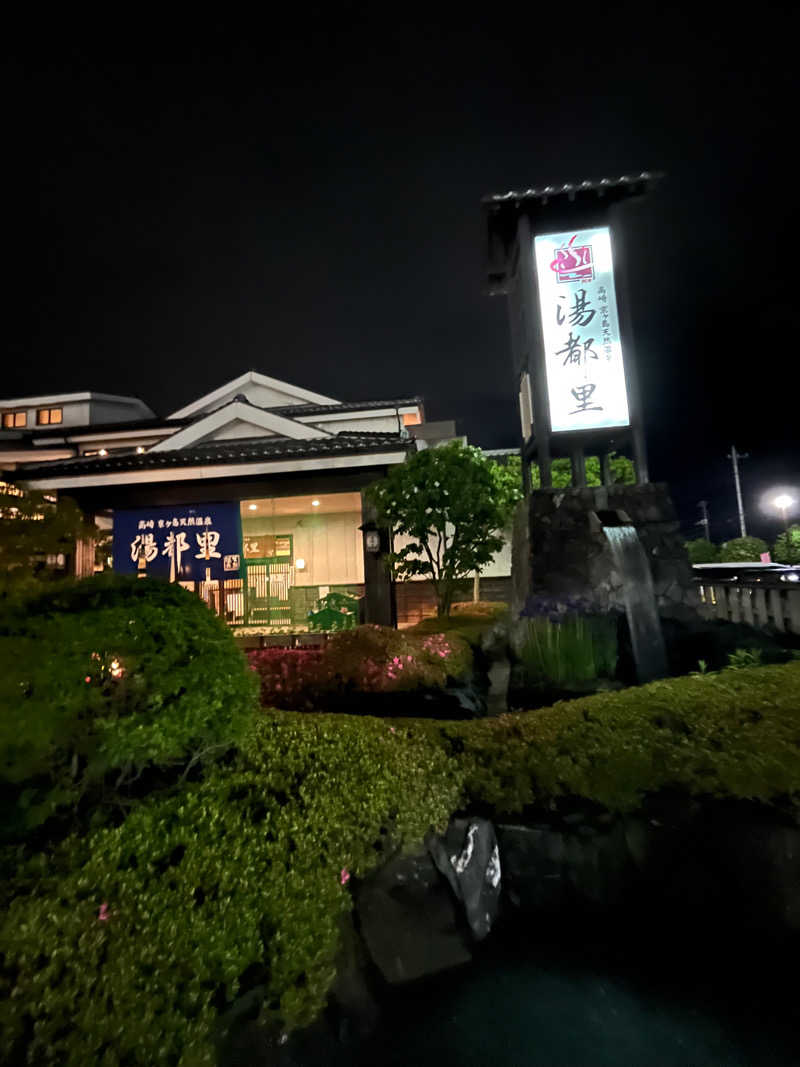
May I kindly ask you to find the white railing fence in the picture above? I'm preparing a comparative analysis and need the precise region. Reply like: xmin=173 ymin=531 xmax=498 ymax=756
xmin=697 ymin=582 xmax=800 ymax=635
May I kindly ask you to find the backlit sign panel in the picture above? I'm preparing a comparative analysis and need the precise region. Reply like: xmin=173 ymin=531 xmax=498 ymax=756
xmin=533 ymin=227 xmax=631 ymax=433
xmin=113 ymin=502 xmax=241 ymax=582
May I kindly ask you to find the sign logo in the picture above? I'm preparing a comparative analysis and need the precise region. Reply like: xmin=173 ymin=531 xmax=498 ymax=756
xmin=550 ymin=234 xmax=594 ymax=284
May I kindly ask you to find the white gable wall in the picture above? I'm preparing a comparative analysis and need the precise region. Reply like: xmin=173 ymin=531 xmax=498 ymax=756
xmin=204 ymin=419 xmax=278 ymax=442
xmin=168 ymin=372 xmax=338 ymax=419
xmin=150 ymin=402 xmax=329 ymax=452
xmin=199 ymin=382 xmax=324 ymax=415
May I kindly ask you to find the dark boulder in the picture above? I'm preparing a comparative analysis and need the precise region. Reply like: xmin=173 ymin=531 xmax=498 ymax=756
xmin=353 ymin=849 xmax=473 ymax=984
xmin=427 ymin=817 xmax=501 ymax=941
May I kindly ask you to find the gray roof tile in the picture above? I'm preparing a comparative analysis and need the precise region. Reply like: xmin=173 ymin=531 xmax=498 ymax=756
xmin=16 ymin=432 xmax=412 ymax=479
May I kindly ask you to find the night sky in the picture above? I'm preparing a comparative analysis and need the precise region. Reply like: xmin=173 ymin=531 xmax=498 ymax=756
xmin=4 ymin=11 xmax=797 ymax=543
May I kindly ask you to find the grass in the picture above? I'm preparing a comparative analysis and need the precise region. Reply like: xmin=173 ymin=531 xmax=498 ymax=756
xmin=516 ymin=614 xmax=618 ymax=688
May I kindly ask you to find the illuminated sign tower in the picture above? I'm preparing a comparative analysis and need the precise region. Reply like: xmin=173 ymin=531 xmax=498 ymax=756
xmin=483 ymin=173 xmax=659 ymax=489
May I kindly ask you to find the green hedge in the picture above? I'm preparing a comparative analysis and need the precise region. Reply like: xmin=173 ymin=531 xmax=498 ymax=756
xmin=0 ymin=715 xmax=463 ymax=1065
xmin=0 ymin=575 xmax=258 ymax=842
xmin=4 ymin=658 xmax=800 ymax=1064
xmin=404 ymin=660 xmax=800 ymax=814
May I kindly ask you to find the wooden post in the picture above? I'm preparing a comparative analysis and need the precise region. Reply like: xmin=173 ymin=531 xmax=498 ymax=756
xmin=360 ymin=494 xmax=395 ymax=627
xmin=610 ymin=218 xmax=650 ymax=485
xmin=570 ymin=445 xmax=586 ymax=488
xmin=516 ymin=213 xmax=553 ymax=488
xmin=601 ymin=452 xmax=613 ymax=487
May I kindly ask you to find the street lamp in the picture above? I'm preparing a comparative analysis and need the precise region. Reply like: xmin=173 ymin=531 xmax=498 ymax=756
xmin=773 ymin=493 xmax=795 ymax=531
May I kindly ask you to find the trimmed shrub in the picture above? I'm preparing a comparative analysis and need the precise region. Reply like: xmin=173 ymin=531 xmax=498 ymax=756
xmin=773 ymin=525 xmax=800 ymax=565
xmin=719 ymin=536 xmax=769 ymax=562
xmin=248 ymin=647 xmax=325 ymax=708
xmin=248 ymin=624 xmax=473 ymax=710
xmin=0 ymin=575 xmax=258 ymax=842
xmin=0 ymin=714 xmax=464 ymax=1065
xmin=404 ymin=661 xmax=800 ymax=815
xmin=685 ymin=538 xmax=720 ymax=564
xmin=407 ymin=604 xmax=508 ymax=649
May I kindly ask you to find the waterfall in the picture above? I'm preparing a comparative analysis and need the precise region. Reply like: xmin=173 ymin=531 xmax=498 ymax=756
xmin=603 ymin=525 xmax=668 ymax=683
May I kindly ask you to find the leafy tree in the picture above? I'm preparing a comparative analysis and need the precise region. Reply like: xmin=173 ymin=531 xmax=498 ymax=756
xmin=719 ymin=536 xmax=769 ymax=562
xmin=529 ymin=452 xmax=636 ymax=488
xmin=366 ymin=441 xmax=522 ymax=616
xmin=773 ymin=524 xmax=800 ymax=565
xmin=498 ymin=451 xmax=635 ymax=490
xmin=0 ymin=480 xmax=94 ymax=593
xmin=685 ymin=538 xmax=721 ymax=564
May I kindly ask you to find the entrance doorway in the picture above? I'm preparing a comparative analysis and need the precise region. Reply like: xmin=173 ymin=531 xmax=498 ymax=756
xmin=243 ymin=559 xmax=292 ymax=626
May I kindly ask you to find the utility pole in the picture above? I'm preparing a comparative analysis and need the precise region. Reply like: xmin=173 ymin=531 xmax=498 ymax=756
xmin=727 ymin=446 xmax=749 ymax=538
xmin=696 ymin=500 xmax=710 ymax=541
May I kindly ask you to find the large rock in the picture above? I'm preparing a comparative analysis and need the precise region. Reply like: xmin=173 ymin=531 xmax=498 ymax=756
xmin=354 ymin=849 xmax=472 ymax=984
xmin=427 ymin=817 xmax=502 ymax=941
xmin=497 ymin=820 xmax=633 ymax=913
xmin=705 ymin=812 xmax=800 ymax=933
xmin=326 ymin=911 xmax=382 ymax=1042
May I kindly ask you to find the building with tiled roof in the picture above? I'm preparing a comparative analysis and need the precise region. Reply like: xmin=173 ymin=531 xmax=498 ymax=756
xmin=1 ymin=371 xmax=499 ymax=630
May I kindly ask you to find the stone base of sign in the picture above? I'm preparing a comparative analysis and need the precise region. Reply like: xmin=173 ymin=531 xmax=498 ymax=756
xmin=512 ymin=483 xmax=700 ymax=624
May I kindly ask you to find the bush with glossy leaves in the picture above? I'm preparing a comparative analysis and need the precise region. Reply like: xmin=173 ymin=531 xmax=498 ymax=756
xmin=0 ymin=574 xmax=258 ymax=843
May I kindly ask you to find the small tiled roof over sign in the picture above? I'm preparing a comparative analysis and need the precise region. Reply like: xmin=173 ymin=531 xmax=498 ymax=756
xmin=483 ymin=172 xmax=663 ymax=293
xmin=482 ymin=172 xmax=661 ymax=206
xmin=17 ymin=432 xmax=413 ymax=481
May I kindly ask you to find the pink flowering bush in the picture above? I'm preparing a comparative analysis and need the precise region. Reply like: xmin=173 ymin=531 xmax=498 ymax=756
xmin=248 ymin=648 xmax=327 ymax=709
xmin=248 ymin=625 xmax=472 ymax=710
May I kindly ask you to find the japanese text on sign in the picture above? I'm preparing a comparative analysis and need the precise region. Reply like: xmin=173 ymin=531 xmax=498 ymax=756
xmin=113 ymin=503 xmax=241 ymax=582
xmin=533 ymin=227 xmax=630 ymax=433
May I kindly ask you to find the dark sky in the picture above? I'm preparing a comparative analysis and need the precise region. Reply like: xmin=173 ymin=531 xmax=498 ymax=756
xmin=4 ymin=9 xmax=797 ymax=543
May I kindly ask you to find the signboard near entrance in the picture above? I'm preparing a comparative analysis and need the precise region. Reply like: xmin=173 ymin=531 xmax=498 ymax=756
xmin=113 ymin=502 xmax=242 ymax=582
xmin=243 ymin=535 xmax=292 ymax=560
xmin=533 ymin=226 xmax=631 ymax=434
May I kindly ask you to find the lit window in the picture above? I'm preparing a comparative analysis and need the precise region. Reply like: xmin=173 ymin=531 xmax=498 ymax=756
xmin=402 ymin=412 xmax=421 ymax=427
xmin=2 ymin=411 xmax=27 ymax=428
xmin=37 ymin=407 xmax=63 ymax=426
